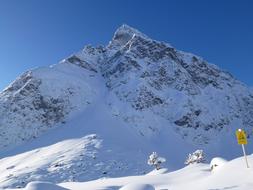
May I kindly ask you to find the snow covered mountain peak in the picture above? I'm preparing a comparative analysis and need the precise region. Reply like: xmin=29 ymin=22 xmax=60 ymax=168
xmin=1 ymin=24 xmax=253 ymax=149
xmin=0 ymin=24 xmax=253 ymax=188
xmin=108 ymin=24 xmax=150 ymax=49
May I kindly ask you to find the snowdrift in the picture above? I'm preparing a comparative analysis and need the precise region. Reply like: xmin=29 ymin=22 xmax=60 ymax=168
xmin=57 ymin=155 xmax=253 ymax=190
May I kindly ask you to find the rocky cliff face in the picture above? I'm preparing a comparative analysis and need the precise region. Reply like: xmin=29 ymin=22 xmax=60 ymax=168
xmin=0 ymin=63 xmax=95 ymax=149
xmin=101 ymin=25 xmax=253 ymax=144
xmin=0 ymin=24 xmax=253 ymax=150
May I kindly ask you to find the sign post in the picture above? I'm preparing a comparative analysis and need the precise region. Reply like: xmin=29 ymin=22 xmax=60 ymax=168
xmin=236 ymin=129 xmax=249 ymax=168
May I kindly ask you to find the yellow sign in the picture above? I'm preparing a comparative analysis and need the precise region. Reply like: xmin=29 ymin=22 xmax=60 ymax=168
xmin=236 ymin=129 xmax=248 ymax=145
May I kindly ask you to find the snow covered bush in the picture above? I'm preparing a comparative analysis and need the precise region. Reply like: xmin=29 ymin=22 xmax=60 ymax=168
xmin=147 ymin=152 xmax=166 ymax=170
xmin=184 ymin=149 xmax=205 ymax=165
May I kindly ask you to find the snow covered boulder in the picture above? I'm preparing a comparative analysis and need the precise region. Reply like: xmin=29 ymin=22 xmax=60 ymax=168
xmin=119 ymin=183 xmax=155 ymax=190
xmin=210 ymin=157 xmax=228 ymax=171
xmin=25 ymin=181 xmax=68 ymax=190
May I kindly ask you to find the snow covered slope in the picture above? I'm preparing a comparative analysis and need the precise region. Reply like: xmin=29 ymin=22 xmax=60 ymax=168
xmin=57 ymin=155 xmax=253 ymax=190
xmin=0 ymin=63 xmax=96 ymax=149
xmin=0 ymin=24 xmax=253 ymax=188
xmin=9 ymin=155 xmax=253 ymax=190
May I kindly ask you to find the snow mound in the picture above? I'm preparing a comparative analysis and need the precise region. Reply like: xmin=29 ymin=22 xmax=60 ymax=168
xmin=119 ymin=183 xmax=155 ymax=190
xmin=25 ymin=181 xmax=68 ymax=190
xmin=210 ymin=157 xmax=228 ymax=170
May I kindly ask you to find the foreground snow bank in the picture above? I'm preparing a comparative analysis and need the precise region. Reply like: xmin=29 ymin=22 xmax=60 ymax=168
xmin=25 ymin=181 xmax=67 ymax=190
xmin=6 ymin=155 xmax=253 ymax=190
xmin=58 ymin=155 xmax=253 ymax=190
xmin=119 ymin=183 xmax=155 ymax=190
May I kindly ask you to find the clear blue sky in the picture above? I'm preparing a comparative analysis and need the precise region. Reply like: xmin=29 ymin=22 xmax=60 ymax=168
xmin=0 ymin=0 xmax=253 ymax=90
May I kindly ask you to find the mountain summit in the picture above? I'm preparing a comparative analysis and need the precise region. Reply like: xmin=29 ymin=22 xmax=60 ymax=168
xmin=0 ymin=25 xmax=253 ymax=188
xmin=108 ymin=24 xmax=150 ymax=48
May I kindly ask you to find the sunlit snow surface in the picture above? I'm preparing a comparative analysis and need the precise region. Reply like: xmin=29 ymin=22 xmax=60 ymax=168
xmin=6 ymin=155 xmax=253 ymax=190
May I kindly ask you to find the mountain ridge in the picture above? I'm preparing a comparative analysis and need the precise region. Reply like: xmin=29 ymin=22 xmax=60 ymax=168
xmin=0 ymin=24 xmax=252 ymax=188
